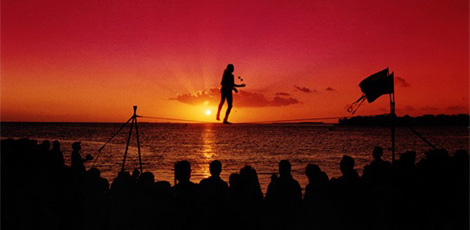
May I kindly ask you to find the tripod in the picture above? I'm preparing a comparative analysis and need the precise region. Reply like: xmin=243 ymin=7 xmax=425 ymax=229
xmin=93 ymin=106 xmax=143 ymax=173
xmin=121 ymin=106 xmax=143 ymax=172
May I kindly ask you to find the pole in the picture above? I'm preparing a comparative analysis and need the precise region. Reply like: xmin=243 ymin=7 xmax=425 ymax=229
xmin=174 ymin=163 xmax=177 ymax=186
xmin=406 ymin=125 xmax=438 ymax=150
xmin=390 ymin=93 xmax=396 ymax=163
xmin=133 ymin=106 xmax=143 ymax=173
xmin=92 ymin=116 xmax=133 ymax=167
xmin=121 ymin=115 xmax=135 ymax=172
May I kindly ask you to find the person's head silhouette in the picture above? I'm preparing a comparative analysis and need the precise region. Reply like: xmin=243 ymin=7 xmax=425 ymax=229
xmin=139 ymin=172 xmax=155 ymax=184
xmin=88 ymin=167 xmax=101 ymax=179
xmin=132 ymin=169 xmax=140 ymax=180
xmin=229 ymin=173 xmax=240 ymax=187
xmin=279 ymin=160 xmax=291 ymax=176
xmin=41 ymin=140 xmax=51 ymax=150
xmin=373 ymin=146 xmax=383 ymax=160
xmin=209 ymin=160 xmax=222 ymax=177
xmin=52 ymin=140 xmax=60 ymax=150
xmin=226 ymin=64 xmax=234 ymax=73
xmin=305 ymin=163 xmax=321 ymax=182
xmin=175 ymin=160 xmax=191 ymax=183
xmin=72 ymin=142 xmax=81 ymax=151
xmin=399 ymin=151 xmax=416 ymax=167
xmin=340 ymin=155 xmax=355 ymax=174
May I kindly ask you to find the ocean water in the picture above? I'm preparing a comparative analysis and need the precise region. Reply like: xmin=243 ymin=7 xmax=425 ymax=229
xmin=1 ymin=122 xmax=468 ymax=193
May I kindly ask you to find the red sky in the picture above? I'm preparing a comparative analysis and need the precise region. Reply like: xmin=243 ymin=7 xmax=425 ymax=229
xmin=2 ymin=0 xmax=469 ymax=122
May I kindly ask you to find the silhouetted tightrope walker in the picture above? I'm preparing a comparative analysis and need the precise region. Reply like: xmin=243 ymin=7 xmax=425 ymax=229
xmin=216 ymin=64 xmax=246 ymax=124
xmin=2 ymin=138 xmax=469 ymax=230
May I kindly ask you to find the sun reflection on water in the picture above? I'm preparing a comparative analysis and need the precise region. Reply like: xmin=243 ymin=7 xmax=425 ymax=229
xmin=198 ymin=124 xmax=217 ymax=179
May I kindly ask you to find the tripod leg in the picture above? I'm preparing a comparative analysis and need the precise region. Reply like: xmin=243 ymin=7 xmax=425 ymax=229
xmin=121 ymin=117 xmax=135 ymax=172
xmin=134 ymin=116 xmax=143 ymax=173
xmin=93 ymin=117 xmax=133 ymax=167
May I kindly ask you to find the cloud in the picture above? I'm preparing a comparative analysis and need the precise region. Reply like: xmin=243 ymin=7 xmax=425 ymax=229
xmin=395 ymin=77 xmax=410 ymax=87
xmin=422 ymin=106 xmax=438 ymax=111
xmin=294 ymin=85 xmax=316 ymax=93
xmin=275 ymin=92 xmax=291 ymax=96
xmin=325 ymin=87 xmax=335 ymax=91
xmin=447 ymin=105 xmax=468 ymax=111
xmin=171 ymin=88 xmax=300 ymax=107
xmin=170 ymin=89 xmax=217 ymax=105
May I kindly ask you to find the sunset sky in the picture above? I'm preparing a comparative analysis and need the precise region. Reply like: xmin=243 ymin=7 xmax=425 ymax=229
xmin=2 ymin=0 xmax=468 ymax=122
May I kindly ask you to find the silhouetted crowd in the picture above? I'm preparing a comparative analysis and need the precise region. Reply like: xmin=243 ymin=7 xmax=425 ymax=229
xmin=2 ymin=138 xmax=469 ymax=230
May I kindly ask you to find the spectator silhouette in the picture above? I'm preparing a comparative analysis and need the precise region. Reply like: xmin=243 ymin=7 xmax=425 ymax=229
xmin=303 ymin=164 xmax=331 ymax=230
xmin=238 ymin=166 xmax=263 ymax=229
xmin=451 ymin=150 xmax=469 ymax=230
xmin=266 ymin=160 xmax=302 ymax=230
xmin=239 ymin=165 xmax=263 ymax=203
xmin=266 ymin=160 xmax=302 ymax=203
xmin=199 ymin=160 xmax=229 ymax=206
xmin=131 ymin=168 xmax=140 ymax=182
xmin=81 ymin=168 xmax=108 ymax=230
xmin=40 ymin=140 xmax=51 ymax=167
xmin=362 ymin=147 xmax=394 ymax=230
xmin=330 ymin=155 xmax=363 ymax=229
xmin=134 ymin=171 xmax=160 ymax=230
xmin=303 ymin=164 xmax=329 ymax=202
xmin=227 ymin=173 xmax=243 ymax=230
xmin=51 ymin=140 xmax=65 ymax=169
xmin=199 ymin=160 xmax=229 ymax=230
xmin=171 ymin=160 xmax=201 ymax=229
xmin=108 ymin=171 xmax=135 ymax=230
xmin=362 ymin=146 xmax=392 ymax=186
xmin=228 ymin=173 xmax=242 ymax=201
xmin=40 ymin=140 xmax=51 ymax=154
xmin=70 ymin=142 xmax=92 ymax=175
xmin=392 ymin=151 xmax=418 ymax=229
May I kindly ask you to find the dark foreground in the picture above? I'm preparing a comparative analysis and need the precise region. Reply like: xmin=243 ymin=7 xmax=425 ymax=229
xmin=2 ymin=138 xmax=469 ymax=230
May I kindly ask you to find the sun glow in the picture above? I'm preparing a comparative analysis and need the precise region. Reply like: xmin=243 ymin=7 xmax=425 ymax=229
xmin=205 ymin=110 xmax=212 ymax=116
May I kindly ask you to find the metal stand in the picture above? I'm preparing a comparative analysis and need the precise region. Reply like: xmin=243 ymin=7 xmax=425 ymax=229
xmin=390 ymin=92 xmax=396 ymax=163
xmin=121 ymin=106 xmax=143 ymax=173
xmin=92 ymin=106 xmax=143 ymax=172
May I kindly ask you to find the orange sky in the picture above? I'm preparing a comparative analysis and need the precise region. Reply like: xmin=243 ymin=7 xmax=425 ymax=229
xmin=1 ymin=0 xmax=469 ymax=122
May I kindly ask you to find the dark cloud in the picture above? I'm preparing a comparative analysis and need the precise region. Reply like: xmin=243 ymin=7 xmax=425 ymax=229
xmin=170 ymin=88 xmax=217 ymax=105
xmin=447 ymin=105 xmax=468 ymax=111
xmin=395 ymin=77 xmax=410 ymax=87
xmin=171 ymin=88 xmax=300 ymax=108
xmin=275 ymin=92 xmax=291 ymax=96
xmin=325 ymin=87 xmax=335 ymax=91
xmin=294 ymin=85 xmax=316 ymax=93
xmin=422 ymin=106 xmax=438 ymax=111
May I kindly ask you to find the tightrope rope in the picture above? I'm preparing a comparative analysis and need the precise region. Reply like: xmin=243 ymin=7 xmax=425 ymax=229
xmin=139 ymin=114 xmax=386 ymax=124
xmin=239 ymin=115 xmax=369 ymax=124
xmin=140 ymin=116 xmax=217 ymax=123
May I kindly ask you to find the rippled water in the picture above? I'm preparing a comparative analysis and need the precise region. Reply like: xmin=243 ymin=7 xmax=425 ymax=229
xmin=2 ymin=122 xmax=468 ymax=193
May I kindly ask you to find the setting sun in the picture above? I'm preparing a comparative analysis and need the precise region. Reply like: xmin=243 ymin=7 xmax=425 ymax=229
xmin=205 ymin=110 xmax=212 ymax=116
